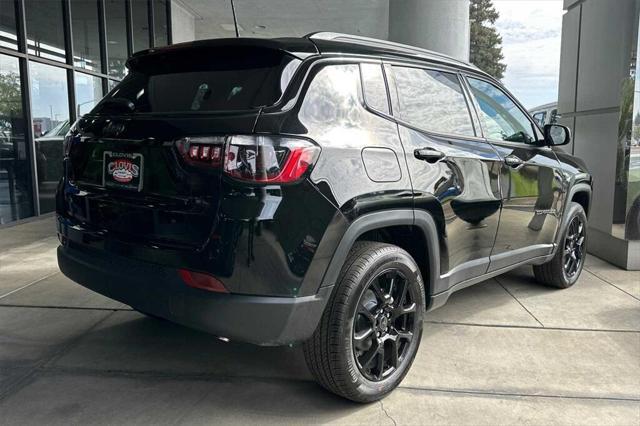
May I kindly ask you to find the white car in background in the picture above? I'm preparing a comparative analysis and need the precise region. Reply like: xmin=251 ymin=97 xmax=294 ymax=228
xmin=529 ymin=102 xmax=558 ymax=127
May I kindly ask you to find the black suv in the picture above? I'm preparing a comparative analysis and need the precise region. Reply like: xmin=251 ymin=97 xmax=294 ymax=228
xmin=56 ymin=33 xmax=592 ymax=402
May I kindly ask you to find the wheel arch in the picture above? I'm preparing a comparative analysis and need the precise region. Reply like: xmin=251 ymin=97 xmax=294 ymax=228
xmin=318 ymin=209 xmax=440 ymax=304
xmin=552 ymin=182 xmax=592 ymax=252
xmin=569 ymin=183 xmax=592 ymax=218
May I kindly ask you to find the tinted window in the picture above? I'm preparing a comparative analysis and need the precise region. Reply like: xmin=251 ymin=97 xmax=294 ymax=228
xmin=25 ymin=0 xmax=66 ymax=62
xmin=153 ymin=0 xmax=169 ymax=47
xmin=29 ymin=61 xmax=69 ymax=213
xmin=533 ymin=112 xmax=546 ymax=126
xmin=467 ymin=77 xmax=535 ymax=143
xmin=360 ymin=63 xmax=389 ymax=114
xmin=0 ymin=54 xmax=34 ymax=222
xmin=132 ymin=0 xmax=149 ymax=52
xmin=393 ymin=66 xmax=475 ymax=136
xmin=71 ymin=0 xmax=102 ymax=71
xmin=0 ymin=0 xmax=18 ymax=50
xmin=95 ymin=47 xmax=299 ymax=114
xmin=105 ymin=0 xmax=128 ymax=79
xmin=75 ymin=72 xmax=104 ymax=116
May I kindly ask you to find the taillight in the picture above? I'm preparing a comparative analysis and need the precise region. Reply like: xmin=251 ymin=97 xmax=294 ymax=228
xmin=175 ymin=136 xmax=225 ymax=167
xmin=175 ymin=135 xmax=320 ymax=184
xmin=179 ymin=269 xmax=228 ymax=293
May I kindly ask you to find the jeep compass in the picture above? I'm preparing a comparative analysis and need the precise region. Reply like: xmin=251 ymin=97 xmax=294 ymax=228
xmin=56 ymin=33 xmax=592 ymax=402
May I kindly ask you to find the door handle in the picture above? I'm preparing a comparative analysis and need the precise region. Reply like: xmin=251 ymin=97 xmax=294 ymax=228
xmin=504 ymin=154 xmax=525 ymax=168
xmin=414 ymin=148 xmax=445 ymax=163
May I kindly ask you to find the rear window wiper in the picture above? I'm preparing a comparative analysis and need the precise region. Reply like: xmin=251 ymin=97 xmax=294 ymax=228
xmin=191 ymin=83 xmax=212 ymax=111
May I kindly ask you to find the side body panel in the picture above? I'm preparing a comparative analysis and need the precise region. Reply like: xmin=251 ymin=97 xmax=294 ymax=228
xmin=258 ymin=60 xmax=415 ymax=295
xmin=488 ymin=143 xmax=566 ymax=270
xmin=382 ymin=63 xmax=503 ymax=292
xmin=398 ymin=129 xmax=502 ymax=291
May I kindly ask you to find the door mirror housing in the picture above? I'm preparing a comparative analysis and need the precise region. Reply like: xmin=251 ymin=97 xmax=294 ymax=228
xmin=543 ymin=124 xmax=571 ymax=146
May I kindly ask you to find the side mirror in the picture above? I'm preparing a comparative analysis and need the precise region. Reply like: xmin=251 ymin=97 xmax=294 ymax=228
xmin=544 ymin=124 xmax=571 ymax=146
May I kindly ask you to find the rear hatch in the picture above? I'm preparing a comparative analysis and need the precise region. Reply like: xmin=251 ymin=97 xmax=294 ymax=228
xmin=62 ymin=43 xmax=304 ymax=251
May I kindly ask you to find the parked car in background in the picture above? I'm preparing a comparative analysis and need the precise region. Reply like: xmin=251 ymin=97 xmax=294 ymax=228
xmin=35 ymin=120 xmax=70 ymax=182
xmin=530 ymin=102 xmax=559 ymax=127
xmin=56 ymin=34 xmax=592 ymax=403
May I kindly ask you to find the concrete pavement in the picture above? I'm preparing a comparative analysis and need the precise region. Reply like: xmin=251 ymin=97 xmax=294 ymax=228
xmin=1 ymin=216 xmax=639 ymax=425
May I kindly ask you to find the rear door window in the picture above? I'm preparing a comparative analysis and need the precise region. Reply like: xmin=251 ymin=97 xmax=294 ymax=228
xmin=94 ymin=46 xmax=300 ymax=114
xmin=392 ymin=66 xmax=475 ymax=136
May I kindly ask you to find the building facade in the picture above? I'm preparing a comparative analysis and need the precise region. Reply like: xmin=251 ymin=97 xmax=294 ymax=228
xmin=0 ymin=0 xmax=470 ymax=226
xmin=0 ymin=0 xmax=171 ymax=225
xmin=557 ymin=0 xmax=640 ymax=269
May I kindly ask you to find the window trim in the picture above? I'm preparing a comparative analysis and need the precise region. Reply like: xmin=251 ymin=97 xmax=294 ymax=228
xmin=387 ymin=62 xmax=480 ymax=140
xmin=533 ymin=111 xmax=547 ymax=126
xmin=359 ymin=61 xmax=391 ymax=116
xmin=462 ymin=72 xmax=545 ymax=145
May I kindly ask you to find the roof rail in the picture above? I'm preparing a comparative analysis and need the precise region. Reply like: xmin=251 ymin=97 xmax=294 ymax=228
xmin=305 ymin=32 xmax=474 ymax=69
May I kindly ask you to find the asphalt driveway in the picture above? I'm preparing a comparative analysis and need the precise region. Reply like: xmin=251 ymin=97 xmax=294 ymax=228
xmin=1 ymin=216 xmax=639 ymax=425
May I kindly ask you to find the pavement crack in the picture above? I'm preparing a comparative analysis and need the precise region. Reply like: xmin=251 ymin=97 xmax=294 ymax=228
xmin=379 ymin=399 xmax=397 ymax=426
xmin=423 ymin=320 xmax=640 ymax=333
xmin=583 ymin=269 xmax=640 ymax=302
xmin=0 ymin=271 xmax=60 ymax=300
xmin=0 ymin=303 xmax=132 ymax=312
xmin=398 ymin=384 xmax=640 ymax=403
xmin=495 ymin=277 xmax=545 ymax=327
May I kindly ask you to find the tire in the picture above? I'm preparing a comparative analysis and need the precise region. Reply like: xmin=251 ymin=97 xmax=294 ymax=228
xmin=303 ymin=241 xmax=425 ymax=403
xmin=533 ymin=202 xmax=588 ymax=289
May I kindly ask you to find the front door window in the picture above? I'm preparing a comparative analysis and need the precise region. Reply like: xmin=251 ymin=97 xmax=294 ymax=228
xmin=467 ymin=77 xmax=536 ymax=144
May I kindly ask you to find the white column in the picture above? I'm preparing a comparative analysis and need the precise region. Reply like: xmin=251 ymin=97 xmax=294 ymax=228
xmin=170 ymin=0 xmax=196 ymax=44
xmin=388 ymin=0 xmax=470 ymax=61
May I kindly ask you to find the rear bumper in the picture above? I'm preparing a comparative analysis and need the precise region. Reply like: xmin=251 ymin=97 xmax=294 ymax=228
xmin=57 ymin=245 xmax=331 ymax=346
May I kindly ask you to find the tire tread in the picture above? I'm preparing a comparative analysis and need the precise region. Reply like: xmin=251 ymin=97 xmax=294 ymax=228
xmin=303 ymin=241 xmax=417 ymax=402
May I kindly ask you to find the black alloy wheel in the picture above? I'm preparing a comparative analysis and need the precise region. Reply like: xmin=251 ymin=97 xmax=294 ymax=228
xmin=304 ymin=241 xmax=425 ymax=403
xmin=563 ymin=215 xmax=586 ymax=278
xmin=353 ymin=269 xmax=417 ymax=381
xmin=533 ymin=202 xmax=588 ymax=289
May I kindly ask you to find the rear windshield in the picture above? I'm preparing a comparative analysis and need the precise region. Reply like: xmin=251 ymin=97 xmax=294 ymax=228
xmin=93 ymin=46 xmax=300 ymax=115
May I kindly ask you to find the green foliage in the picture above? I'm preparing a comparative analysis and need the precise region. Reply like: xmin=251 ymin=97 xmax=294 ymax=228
xmin=616 ymin=77 xmax=634 ymax=185
xmin=0 ymin=72 xmax=22 ymax=132
xmin=469 ymin=0 xmax=507 ymax=80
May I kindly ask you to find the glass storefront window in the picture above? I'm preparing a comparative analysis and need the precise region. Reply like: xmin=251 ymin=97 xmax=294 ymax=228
xmin=108 ymin=78 xmax=118 ymax=91
xmin=75 ymin=71 xmax=103 ymax=117
xmin=0 ymin=0 xmax=19 ymax=50
xmin=29 ymin=61 xmax=69 ymax=214
xmin=25 ymin=0 xmax=67 ymax=63
xmin=154 ymin=0 xmax=168 ymax=47
xmin=105 ymin=0 xmax=128 ymax=79
xmin=612 ymin=14 xmax=640 ymax=240
xmin=132 ymin=0 xmax=150 ymax=53
xmin=71 ymin=0 xmax=102 ymax=71
xmin=0 ymin=54 xmax=34 ymax=223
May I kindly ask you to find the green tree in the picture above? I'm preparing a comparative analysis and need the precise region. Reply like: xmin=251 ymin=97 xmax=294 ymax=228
xmin=469 ymin=0 xmax=507 ymax=80
xmin=0 ymin=72 xmax=22 ymax=133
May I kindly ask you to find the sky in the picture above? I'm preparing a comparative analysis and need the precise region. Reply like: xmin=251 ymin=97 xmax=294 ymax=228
xmin=493 ymin=0 xmax=564 ymax=109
